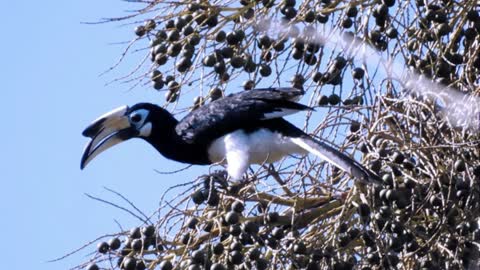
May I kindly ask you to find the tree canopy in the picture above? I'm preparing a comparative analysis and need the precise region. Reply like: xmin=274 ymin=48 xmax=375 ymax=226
xmin=72 ymin=0 xmax=480 ymax=269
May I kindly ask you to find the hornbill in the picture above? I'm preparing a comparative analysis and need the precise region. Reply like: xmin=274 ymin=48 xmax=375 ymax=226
xmin=81 ymin=87 xmax=380 ymax=185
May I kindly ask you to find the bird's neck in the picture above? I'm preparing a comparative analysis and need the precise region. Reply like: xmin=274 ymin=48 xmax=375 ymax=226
xmin=145 ymin=112 xmax=210 ymax=165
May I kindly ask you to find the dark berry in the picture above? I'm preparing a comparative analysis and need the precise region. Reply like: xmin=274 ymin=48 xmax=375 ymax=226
xmin=191 ymin=250 xmax=205 ymax=264
xmin=108 ymin=237 xmax=121 ymax=250
xmin=192 ymin=189 xmax=206 ymax=204
xmin=317 ymin=13 xmax=329 ymax=23
xmin=383 ymin=0 xmax=395 ymax=7
xmin=267 ymin=212 xmax=279 ymax=223
xmin=141 ymin=225 xmax=155 ymax=238
xmin=212 ymin=242 xmax=225 ymax=255
xmin=230 ymin=241 xmax=243 ymax=251
xmin=176 ymin=57 xmax=192 ymax=72
xmin=215 ymin=31 xmax=226 ymax=42
xmin=272 ymin=227 xmax=284 ymax=240
xmin=131 ymin=239 xmax=142 ymax=252
xmin=467 ymin=10 xmax=479 ymax=22
xmin=259 ymin=64 xmax=272 ymax=77
xmin=346 ymin=6 xmax=358 ymax=17
xmin=167 ymin=43 xmax=182 ymax=57
xmin=181 ymin=232 xmax=190 ymax=245
xmin=136 ymin=260 xmax=146 ymax=270
xmin=328 ymin=94 xmax=341 ymax=105
xmin=87 ymin=264 xmax=99 ymax=270
xmin=386 ymin=27 xmax=398 ymax=38
xmin=256 ymin=258 xmax=269 ymax=270
xmin=293 ymin=242 xmax=307 ymax=254
xmin=454 ymin=159 xmax=466 ymax=172
xmin=243 ymin=80 xmax=255 ymax=90
xmin=159 ymin=260 xmax=173 ymax=270
xmin=206 ymin=190 xmax=220 ymax=206
xmin=342 ymin=18 xmax=353 ymax=28
xmin=213 ymin=62 xmax=226 ymax=74
xmin=226 ymin=31 xmax=240 ymax=45
xmin=225 ymin=211 xmax=240 ymax=225
xmin=350 ymin=121 xmax=361 ymax=132
xmin=154 ymin=54 xmax=168 ymax=66
xmin=144 ymin=19 xmax=156 ymax=31
xmin=243 ymin=8 xmax=254 ymax=19
xmin=211 ymin=263 xmax=226 ymax=270
xmin=228 ymin=250 xmax=244 ymax=264
xmin=249 ymin=248 xmax=261 ymax=260
xmin=130 ymin=227 xmax=141 ymax=239
xmin=258 ymin=35 xmax=272 ymax=49
xmin=122 ymin=257 xmax=136 ymax=270
xmin=230 ymin=56 xmax=245 ymax=68
xmin=187 ymin=217 xmax=199 ymax=229
xmin=242 ymin=221 xmax=259 ymax=234
xmin=167 ymin=30 xmax=180 ymax=42
xmin=312 ymin=72 xmax=323 ymax=83
xmin=221 ymin=47 xmax=234 ymax=59
xmin=203 ymin=54 xmax=216 ymax=67
xmin=333 ymin=56 xmax=347 ymax=69
xmin=283 ymin=0 xmax=296 ymax=7
xmin=282 ymin=6 xmax=297 ymax=20
xmin=230 ymin=224 xmax=241 ymax=236
xmin=209 ymin=87 xmax=223 ymax=101
xmin=134 ymin=26 xmax=146 ymax=37
xmin=317 ymin=95 xmax=329 ymax=105
xmin=231 ymin=201 xmax=245 ymax=212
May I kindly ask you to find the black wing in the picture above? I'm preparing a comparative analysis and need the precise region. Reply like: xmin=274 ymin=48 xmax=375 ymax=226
xmin=176 ymin=87 xmax=313 ymax=144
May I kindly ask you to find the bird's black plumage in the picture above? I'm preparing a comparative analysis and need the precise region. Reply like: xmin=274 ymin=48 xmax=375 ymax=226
xmin=176 ymin=87 xmax=311 ymax=144
xmin=81 ymin=87 xmax=381 ymax=185
xmin=131 ymin=88 xmax=311 ymax=165
xmin=135 ymin=103 xmax=212 ymax=165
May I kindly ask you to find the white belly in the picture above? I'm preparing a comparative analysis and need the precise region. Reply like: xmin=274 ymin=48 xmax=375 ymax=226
xmin=208 ymin=129 xmax=306 ymax=179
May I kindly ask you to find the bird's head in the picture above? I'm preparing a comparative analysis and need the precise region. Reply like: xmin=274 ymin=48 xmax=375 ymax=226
xmin=80 ymin=103 xmax=162 ymax=169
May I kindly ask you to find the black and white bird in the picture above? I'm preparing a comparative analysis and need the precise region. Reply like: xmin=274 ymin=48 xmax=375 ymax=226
xmin=81 ymin=87 xmax=380 ymax=185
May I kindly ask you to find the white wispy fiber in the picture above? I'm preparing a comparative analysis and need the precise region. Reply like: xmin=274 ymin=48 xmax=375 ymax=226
xmin=254 ymin=18 xmax=480 ymax=131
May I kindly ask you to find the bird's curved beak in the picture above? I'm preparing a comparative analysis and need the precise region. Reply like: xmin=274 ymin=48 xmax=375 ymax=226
xmin=80 ymin=105 xmax=138 ymax=169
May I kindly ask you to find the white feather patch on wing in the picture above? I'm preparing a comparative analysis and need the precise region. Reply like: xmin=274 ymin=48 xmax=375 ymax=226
xmin=290 ymin=137 xmax=353 ymax=175
xmin=261 ymin=109 xmax=302 ymax=120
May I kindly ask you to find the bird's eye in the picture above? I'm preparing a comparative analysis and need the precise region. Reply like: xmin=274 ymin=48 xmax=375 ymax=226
xmin=130 ymin=113 xmax=142 ymax=123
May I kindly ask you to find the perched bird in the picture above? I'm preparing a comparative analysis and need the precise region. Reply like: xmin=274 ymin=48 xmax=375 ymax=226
xmin=81 ymin=87 xmax=380 ymax=185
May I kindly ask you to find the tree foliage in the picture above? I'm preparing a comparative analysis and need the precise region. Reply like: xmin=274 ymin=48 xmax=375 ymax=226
xmin=72 ymin=0 xmax=480 ymax=269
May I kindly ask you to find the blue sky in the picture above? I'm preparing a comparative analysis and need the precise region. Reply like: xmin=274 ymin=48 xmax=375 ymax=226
xmin=2 ymin=1 xmax=208 ymax=269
